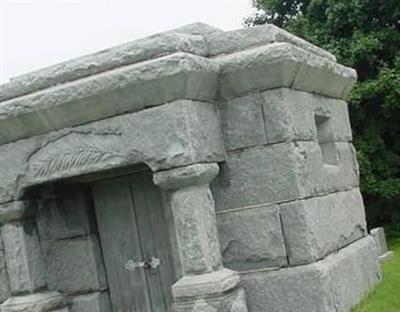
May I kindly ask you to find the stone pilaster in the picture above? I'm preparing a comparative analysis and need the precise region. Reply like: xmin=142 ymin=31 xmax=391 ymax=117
xmin=154 ymin=163 xmax=248 ymax=312
xmin=1 ymin=219 xmax=46 ymax=294
xmin=0 ymin=200 xmax=68 ymax=312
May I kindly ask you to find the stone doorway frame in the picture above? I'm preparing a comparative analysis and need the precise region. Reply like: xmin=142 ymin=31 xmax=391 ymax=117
xmin=0 ymin=99 xmax=248 ymax=312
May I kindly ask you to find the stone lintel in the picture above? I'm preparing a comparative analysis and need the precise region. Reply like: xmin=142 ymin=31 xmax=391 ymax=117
xmin=0 ymin=100 xmax=224 ymax=205
xmin=154 ymin=163 xmax=219 ymax=190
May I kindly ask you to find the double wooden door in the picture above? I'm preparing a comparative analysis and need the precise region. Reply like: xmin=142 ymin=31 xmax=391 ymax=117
xmin=92 ymin=171 xmax=177 ymax=312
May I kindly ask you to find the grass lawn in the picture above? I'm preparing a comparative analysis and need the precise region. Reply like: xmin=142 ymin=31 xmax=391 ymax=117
xmin=352 ymin=237 xmax=400 ymax=312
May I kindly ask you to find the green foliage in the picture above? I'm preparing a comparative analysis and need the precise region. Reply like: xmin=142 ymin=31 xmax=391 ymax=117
xmin=246 ymin=0 xmax=400 ymax=227
xmin=385 ymin=223 xmax=400 ymax=241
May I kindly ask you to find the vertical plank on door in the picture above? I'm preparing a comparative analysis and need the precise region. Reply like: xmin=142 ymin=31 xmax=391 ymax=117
xmin=130 ymin=172 xmax=176 ymax=312
xmin=92 ymin=177 xmax=152 ymax=312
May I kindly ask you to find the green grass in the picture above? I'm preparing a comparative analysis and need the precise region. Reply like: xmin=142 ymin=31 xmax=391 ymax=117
xmin=352 ymin=237 xmax=400 ymax=312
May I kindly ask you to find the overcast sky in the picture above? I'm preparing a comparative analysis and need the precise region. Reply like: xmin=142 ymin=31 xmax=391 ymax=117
xmin=0 ymin=0 xmax=255 ymax=84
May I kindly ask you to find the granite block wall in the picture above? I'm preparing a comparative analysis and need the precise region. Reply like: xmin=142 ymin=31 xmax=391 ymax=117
xmin=212 ymin=87 xmax=380 ymax=311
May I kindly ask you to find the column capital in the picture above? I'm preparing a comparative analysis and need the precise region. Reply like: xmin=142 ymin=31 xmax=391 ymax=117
xmin=153 ymin=163 xmax=219 ymax=190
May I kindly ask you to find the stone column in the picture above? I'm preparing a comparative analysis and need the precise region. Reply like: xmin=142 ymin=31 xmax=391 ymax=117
xmin=154 ymin=163 xmax=248 ymax=312
xmin=0 ymin=200 xmax=68 ymax=312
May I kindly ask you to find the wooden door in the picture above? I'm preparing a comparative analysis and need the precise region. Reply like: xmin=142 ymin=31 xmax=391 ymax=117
xmin=92 ymin=170 xmax=176 ymax=312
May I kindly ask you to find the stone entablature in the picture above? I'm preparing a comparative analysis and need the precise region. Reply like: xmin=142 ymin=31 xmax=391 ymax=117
xmin=0 ymin=23 xmax=379 ymax=312
xmin=0 ymin=100 xmax=224 ymax=205
xmin=0 ymin=24 xmax=354 ymax=145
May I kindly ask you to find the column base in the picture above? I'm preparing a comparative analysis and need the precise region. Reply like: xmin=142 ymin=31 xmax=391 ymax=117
xmin=0 ymin=291 xmax=68 ymax=312
xmin=172 ymin=269 xmax=248 ymax=312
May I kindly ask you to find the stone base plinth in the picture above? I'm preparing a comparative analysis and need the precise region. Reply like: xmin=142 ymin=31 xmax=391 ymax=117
xmin=379 ymin=251 xmax=394 ymax=263
xmin=172 ymin=269 xmax=248 ymax=312
xmin=241 ymin=236 xmax=380 ymax=312
xmin=173 ymin=288 xmax=247 ymax=312
xmin=0 ymin=291 xmax=68 ymax=312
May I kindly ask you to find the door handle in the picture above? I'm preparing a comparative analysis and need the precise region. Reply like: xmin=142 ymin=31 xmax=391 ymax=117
xmin=147 ymin=256 xmax=160 ymax=269
xmin=125 ymin=259 xmax=146 ymax=271
xmin=125 ymin=257 xmax=160 ymax=271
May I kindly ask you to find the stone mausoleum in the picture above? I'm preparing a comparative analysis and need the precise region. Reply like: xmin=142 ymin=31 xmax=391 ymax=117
xmin=0 ymin=23 xmax=381 ymax=312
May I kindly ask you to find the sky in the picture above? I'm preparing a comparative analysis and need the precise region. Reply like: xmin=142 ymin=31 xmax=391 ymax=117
xmin=0 ymin=0 xmax=255 ymax=84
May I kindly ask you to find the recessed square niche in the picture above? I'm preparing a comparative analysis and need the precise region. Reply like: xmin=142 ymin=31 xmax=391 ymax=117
xmin=314 ymin=114 xmax=339 ymax=166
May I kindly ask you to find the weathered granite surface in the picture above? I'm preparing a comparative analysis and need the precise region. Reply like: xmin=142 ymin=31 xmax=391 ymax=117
xmin=370 ymin=227 xmax=394 ymax=262
xmin=0 ymin=24 xmax=355 ymax=145
xmin=217 ymin=88 xmax=352 ymax=152
xmin=69 ymin=292 xmax=111 ymax=312
xmin=217 ymin=43 xmax=355 ymax=100
xmin=370 ymin=227 xmax=389 ymax=256
xmin=43 ymin=235 xmax=107 ymax=295
xmin=1 ymin=220 xmax=46 ymax=294
xmin=211 ymin=141 xmax=358 ymax=211
xmin=280 ymin=188 xmax=367 ymax=265
xmin=1 ymin=291 xmax=67 ymax=312
xmin=0 ymin=248 xmax=11 ymax=303
xmin=241 ymin=236 xmax=380 ymax=312
xmin=0 ymin=100 xmax=224 ymax=204
xmin=0 ymin=201 xmax=33 ymax=225
xmin=0 ymin=22 xmax=378 ymax=312
xmin=36 ymin=185 xmax=96 ymax=241
xmin=172 ymin=269 xmax=247 ymax=312
xmin=0 ymin=23 xmax=335 ymax=103
xmin=217 ymin=204 xmax=287 ymax=271
xmin=155 ymin=163 xmax=223 ymax=275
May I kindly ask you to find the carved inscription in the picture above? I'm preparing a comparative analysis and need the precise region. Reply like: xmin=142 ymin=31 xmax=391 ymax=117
xmin=28 ymin=132 xmax=124 ymax=180
xmin=34 ymin=145 xmax=121 ymax=178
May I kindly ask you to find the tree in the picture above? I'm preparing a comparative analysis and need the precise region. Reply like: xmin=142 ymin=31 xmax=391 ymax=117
xmin=246 ymin=0 xmax=400 ymax=228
